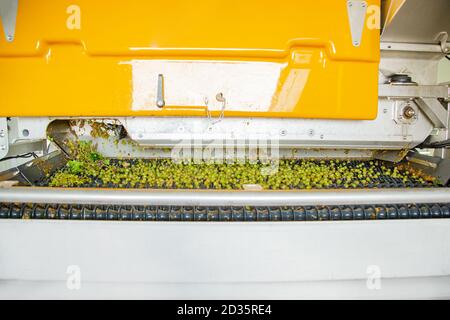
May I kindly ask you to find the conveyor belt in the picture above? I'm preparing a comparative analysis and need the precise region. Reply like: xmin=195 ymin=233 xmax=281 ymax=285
xmin=1 ymin=203 xmax=449 ymax=221
xmin=41 ymin=158 xmax=440 ymax=190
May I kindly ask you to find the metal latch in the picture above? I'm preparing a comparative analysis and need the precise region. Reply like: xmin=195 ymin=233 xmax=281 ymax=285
xmin=156 ymin=74 xmax=165 ymax=108
xmin=0 ymin=0 xmax=18 ymax=42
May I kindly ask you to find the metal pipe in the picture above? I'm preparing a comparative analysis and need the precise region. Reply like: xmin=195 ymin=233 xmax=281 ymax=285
xmin=0 ymin=187 xmax=449 ymax=206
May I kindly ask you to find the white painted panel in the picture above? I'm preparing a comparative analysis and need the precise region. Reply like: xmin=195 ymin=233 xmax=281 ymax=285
xmin=0 ymin=219 xmax=449 ymax=299
xmin=123 ymin=60 xmax=285 ymax=111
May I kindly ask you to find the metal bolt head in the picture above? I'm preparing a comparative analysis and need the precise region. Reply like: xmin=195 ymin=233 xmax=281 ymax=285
xmin=156 ymin=100 xmax=165 ymax=108
xmin=6 ymin=35 xmax=13 ymax=42
xmin=216 ymin=93 xmax=225 ymax=102
xmin=402 ymin=105 xmax=416 ymax=119
xmin=0 ymin=145 xmax=6 ymax=150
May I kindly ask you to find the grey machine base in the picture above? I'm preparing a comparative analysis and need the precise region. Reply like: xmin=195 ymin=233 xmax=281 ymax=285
xmin=1 ymin=219 xmax=450 ymax=299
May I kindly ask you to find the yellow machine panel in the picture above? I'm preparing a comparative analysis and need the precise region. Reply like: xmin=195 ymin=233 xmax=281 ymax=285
xmin=0 ymin=0 xmax=380 ymax=119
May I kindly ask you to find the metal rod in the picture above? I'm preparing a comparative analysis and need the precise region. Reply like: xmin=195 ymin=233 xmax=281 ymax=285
xmin=0 ymin=187 xmax=449 ymax=206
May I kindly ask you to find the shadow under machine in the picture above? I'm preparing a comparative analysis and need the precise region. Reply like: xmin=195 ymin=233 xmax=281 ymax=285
xmin=0 ymin=0 xmax=449 ymax=298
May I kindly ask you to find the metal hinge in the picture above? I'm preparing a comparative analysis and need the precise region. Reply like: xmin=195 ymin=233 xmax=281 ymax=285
xmin=347 ymin=0 xmax=367 ymax=47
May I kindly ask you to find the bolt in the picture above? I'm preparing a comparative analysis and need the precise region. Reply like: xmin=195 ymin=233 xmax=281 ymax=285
xmin=6 ymin=35 xmax=13 ymax=42
xmin=216 ymin=93 xmax=225 ymax=102
xmin=0 ymin=130 xmax=4 ymax=138
xmin=402 ymin=105 xmax=416 ymax=119
xmin=279 ymin=129 xmax=287 ymax=136
xmin=0 ymin=145 xmax=6 ymax=150
xmin=308 ymin=129 xmax=315 ymax=137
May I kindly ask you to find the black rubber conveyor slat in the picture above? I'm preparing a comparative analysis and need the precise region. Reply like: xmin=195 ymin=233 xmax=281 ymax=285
xmin=1 ymin=203 xmax=450 ymax=221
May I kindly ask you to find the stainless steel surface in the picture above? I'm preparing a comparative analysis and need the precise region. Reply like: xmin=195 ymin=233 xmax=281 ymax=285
xmin=379 ymin=52 xmax=442 ymax=86
xmin=381 ymin=0 xmax=450 ymax=46
xmin=378 ymin=84 xmax=449 ymax=99
xmin=406 ymin=152 xmax=450 ymax=185
xmin=347 ymin=0 xmax=367 ymax=47
xmin=7 ymin=117 xmax=51 ymax=144
xmin=414 ymin=98 xmax=448 ymax=129
xmin=1 ymin=187 xmax=449 ymax=206
xmin=435 ymin=99 xmax=450 ymax=159
xmin=381 ymin=42 xmax=447 ymax=54
xmin=0 ymin=151 xmax=66 ymax=186
xmin=122 ymin=101 xmax=434 ymax=150
xmin=0 ymin=118 xmax=8 ymax=159
xmin=0 ymin=0 xmax=18 ymax=42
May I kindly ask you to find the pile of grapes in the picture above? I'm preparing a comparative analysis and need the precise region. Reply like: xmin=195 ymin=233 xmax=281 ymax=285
xmin=46 ymin=141 xmax=437 ymax=190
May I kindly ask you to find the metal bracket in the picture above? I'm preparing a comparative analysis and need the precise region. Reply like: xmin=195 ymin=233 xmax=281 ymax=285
xmin=0 ymin=0 xmax=18 ymax=42
xmin=0 ymin=118 xmax=9 ymax=159
xmin=347 ymin=0 xmax=367 ymax=47
xmin=436 ymin=31 xmax=450 ymax=54
xmin=406 ymin=152 xmax=450 ymax=185
xmin=413 ymin=98 xmax=448 ymax=129
xmin=378 ymin=84 xmax=449 ymax=99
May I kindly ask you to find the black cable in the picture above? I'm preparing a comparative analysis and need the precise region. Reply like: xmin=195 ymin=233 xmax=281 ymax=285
xmin=418 ymin=139 xmax=450 ymax=149
xmin=446 ymin=55 xmax=450 ymax=61
xmin=0 ymin=152 xmax=37 ymax=163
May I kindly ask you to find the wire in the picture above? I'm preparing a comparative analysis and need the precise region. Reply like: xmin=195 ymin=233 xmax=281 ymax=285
xmin=418 ymin=139 xmax=450 ymax=149
xmin=446 ymin=55 xmax=450 ymax=61
xmin=0 ymin=152 xmax=38 ymax=163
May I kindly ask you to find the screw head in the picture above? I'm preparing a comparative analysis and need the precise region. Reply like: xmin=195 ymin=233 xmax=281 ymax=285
xmin=6 ymin=35 xmax=13 ymax=42
xmin=156 ymin=100 xmax=165 ymax=108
